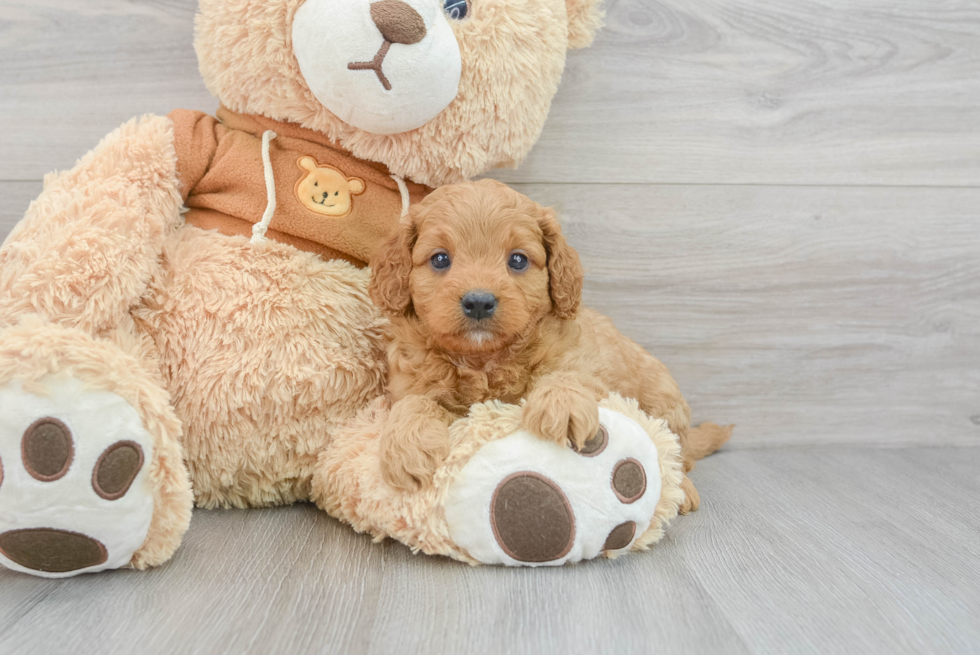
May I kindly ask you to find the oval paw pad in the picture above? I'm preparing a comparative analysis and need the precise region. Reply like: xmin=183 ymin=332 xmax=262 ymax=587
xmin=22 ymin=418 xmax=74 ymax=482
xmin=93 ymin=441 xmax=145 ymax=501
xmin=490 ymin=472 xmax=575 ymax=563
xmin=570 ymin=424 xmax=608 ymax=457
xmin=603 ymin=521 xmax=637 ymax=551
xmin=612 ymin=458 xmax=647 ymax=504
xmin=0 ymin=528 xmax=108 ymax=573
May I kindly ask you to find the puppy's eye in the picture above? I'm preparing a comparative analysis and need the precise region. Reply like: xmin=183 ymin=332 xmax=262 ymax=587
xmin=430 ymin=252 xmax=452 ymax=271
xmin=444 ymin=0 xmax=469 ymax=20
xmin=508 ymin=252 xmax=529 ymax=272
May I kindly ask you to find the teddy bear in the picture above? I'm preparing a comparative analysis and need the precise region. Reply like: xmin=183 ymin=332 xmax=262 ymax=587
xmin=0 ymin=0 xmax=714 ymax=577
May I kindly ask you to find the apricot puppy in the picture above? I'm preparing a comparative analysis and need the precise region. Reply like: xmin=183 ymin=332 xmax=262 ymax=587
xmin=369 ymin=180 xmax=729 ymax=511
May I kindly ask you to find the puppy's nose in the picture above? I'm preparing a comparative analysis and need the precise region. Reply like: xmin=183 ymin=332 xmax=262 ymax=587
xmin=461 ymin=291 xmax=497 ymax=321
xmin=370 ymin=0 xmax=427 ymax=45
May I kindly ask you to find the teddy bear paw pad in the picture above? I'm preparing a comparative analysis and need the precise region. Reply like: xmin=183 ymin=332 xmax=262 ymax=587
xmin=445 ymin=408 xmax=662 ymax=566
xmin=0 ymin=378 xmax=154 ymax=578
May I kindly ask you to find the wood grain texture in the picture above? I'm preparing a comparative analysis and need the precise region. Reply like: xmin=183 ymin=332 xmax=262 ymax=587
xmin=0 ymin=182 xmax=41 ymax=239
xmin=1 ymin=446 xmax=978 ymax=654
xmin=513 ymin=183 xmax=980 ymax=447
xmin=0 ymin=505 xmax=385 ymax=655
xmin=1 ymin=0 xmax=979 ymax=184
xmin=500 ymin=0 xmax=980 ymax=185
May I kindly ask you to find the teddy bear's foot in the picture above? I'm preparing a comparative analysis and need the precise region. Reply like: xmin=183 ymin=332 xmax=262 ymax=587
xmin=444 ymin=407 xmax=666 ymax=566
xmin=0 ymin=376 xmax=162 ymax=577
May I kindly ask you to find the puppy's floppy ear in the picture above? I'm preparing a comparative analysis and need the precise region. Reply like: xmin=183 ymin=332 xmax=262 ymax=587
xmin=370 ymin=216 xmax=416 ymax=317
xmin=538 ymin=206 xmax=584 ymax=319
xmin=566 ymin=0 xmax=605 ymax=50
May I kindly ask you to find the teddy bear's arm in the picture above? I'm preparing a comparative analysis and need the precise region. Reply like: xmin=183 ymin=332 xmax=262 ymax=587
xmin=0 ymin=115 xmax=184 ymax=333
xmin=168 ymin=109 xmax=221 ymax=202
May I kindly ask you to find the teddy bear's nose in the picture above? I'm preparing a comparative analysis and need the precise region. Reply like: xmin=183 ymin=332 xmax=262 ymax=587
xmin=370 ymin=0 xmax=427 ymax=45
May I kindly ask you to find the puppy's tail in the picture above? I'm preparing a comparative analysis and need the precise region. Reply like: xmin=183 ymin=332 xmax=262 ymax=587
xmin=683 ymin=422 xmax=733 ymax=468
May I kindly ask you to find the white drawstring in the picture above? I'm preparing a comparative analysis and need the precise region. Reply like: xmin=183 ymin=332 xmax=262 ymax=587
xmin=251 ymin=130 xmax=279 ymax=244
xmin=251 ymin=134 xmax=410 ymax=245
xmin=391 ymin=174 xmax=411 ymax=221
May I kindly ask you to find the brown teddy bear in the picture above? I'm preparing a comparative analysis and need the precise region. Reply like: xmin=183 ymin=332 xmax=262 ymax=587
xmin=0 ymin=0 xmax=703 ymax=576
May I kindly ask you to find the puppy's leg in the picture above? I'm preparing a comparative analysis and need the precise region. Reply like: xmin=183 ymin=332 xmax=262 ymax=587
xmin=380 ymin=395 xmax=454 ymax=492
xmin=522 ymin=372 xmax=605 ymax=450
xmin=626 ymin=352 xmax=708 ymax=513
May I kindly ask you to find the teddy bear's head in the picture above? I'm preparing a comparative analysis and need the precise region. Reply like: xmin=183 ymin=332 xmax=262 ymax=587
xmin=196 ymin=0 xmax=603 ymax=187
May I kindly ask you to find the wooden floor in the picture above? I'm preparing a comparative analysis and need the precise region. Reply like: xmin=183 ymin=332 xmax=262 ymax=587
xmin=1 ymin=0 xmax=978 ymax=653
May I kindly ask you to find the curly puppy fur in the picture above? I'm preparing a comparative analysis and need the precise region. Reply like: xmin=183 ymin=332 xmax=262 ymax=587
xmin=370 ymin=180 xmax=731 ymax=511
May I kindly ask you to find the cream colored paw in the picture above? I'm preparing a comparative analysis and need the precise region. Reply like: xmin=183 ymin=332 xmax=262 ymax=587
xmin=445 ymin=408 xmax=663 ymax=566
xmin=0 ymin=377 xmax=155 ymax=578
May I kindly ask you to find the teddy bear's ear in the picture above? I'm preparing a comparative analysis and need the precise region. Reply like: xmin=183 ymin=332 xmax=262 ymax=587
xmin=298 ymin=157 xmax=318 ymax=172
xmin=566 ymin=0 xmax=605 ymax=50
xmin=348 ymin=178 xmax=366 ymax=196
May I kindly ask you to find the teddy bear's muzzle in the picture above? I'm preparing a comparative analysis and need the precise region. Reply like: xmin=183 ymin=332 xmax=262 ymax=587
xmin=348 ymin=0 xmax=428 ymax=92
xmin=292 ymin=0 xmax=462 ymax=135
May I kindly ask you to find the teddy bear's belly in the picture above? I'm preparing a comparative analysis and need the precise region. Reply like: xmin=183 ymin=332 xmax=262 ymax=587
xmin=134 ymin=226 xmax=389 ymax=508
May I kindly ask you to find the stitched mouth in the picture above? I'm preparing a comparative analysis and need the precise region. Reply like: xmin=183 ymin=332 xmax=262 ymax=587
xmin=348 ymin=41 xmax=394 ymax=91
xmin=313 ymin=196 xmax=337 ymax=208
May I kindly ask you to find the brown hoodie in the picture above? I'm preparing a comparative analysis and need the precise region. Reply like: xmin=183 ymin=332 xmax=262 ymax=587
xmin=169 ymin=107 xmax=431 ymax=266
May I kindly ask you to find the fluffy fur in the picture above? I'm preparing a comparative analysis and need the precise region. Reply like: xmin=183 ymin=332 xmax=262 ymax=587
xmin=370 ymin=180 xmax=731 ymax=509
xmin=312 ymin=392 xmax=684 ymax=563
xmin=195 ymin=0 xmax=604 ymax=187
xmin=135 ymin=227 xmax=389 ymax=509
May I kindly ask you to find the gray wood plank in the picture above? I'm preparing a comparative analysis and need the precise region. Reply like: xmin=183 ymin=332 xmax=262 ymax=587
xmin=0 ymin=0 xmax=216 ymax=181
xmin=0 ymin=505 xmax=384 ymax=655
xmin=498 ymin=0 xmax=980 ymax=186
xmin=3 ymin=446 xmax=977 ymax=655
xmin=2 ymin=0 xmax=979 ymax=185
xmin=366 ymin=539 xmax=748 ymax=655
xmin=0 ymin=181 xmax=41 ymax=239
xmin=680 ymin=446 xmax=980 ymax=654
xmin=509 ymin=183 xmax=980 ymax=448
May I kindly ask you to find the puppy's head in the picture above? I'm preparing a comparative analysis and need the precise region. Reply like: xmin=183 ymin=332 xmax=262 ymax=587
xmin=370 ymin=179 xmax=583 ymax=354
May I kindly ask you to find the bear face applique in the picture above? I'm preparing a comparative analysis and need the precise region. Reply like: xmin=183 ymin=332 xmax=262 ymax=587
xmin=295 ymin=156 xmax=366 ymax=218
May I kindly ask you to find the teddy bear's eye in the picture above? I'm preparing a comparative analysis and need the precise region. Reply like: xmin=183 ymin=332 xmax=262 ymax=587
xmin=335 ymin=191 xmax=340 ymax=196
xmin=444 ymin=0 xmax=469 ymax=20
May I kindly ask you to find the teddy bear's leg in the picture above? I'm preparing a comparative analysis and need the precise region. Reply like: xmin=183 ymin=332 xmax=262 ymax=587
xmin=317 ymin=397 xmax=685 ymax=566
xmin=0 ymin=319 xmax=193 ymax=577
xmin=443 ymin=405 xmax=677 ymax=566
xmin=0 ymin=114 xmax=192 ymax=576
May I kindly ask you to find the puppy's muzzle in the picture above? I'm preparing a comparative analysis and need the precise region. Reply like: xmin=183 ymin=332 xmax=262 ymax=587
xmin=461 ymin=291 xmax=497 ymax=321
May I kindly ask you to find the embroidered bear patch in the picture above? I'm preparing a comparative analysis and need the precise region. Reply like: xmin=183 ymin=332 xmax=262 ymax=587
xmin=295 ymin=156 xmax=366 ymax=217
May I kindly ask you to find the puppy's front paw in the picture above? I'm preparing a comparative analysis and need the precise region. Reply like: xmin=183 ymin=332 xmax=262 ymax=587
xmin=522 ymin=383 xmax=601 ymax=450
xmin=379 ymin=420 xmax=450 ymax=493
